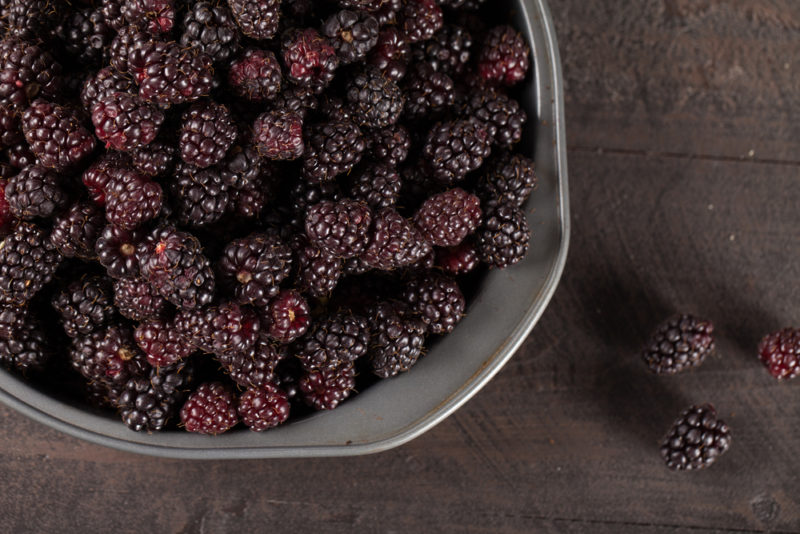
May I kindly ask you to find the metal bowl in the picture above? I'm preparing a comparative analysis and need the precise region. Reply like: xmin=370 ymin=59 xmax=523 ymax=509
xmin=0 ymin=0 xmax=569 ymax=459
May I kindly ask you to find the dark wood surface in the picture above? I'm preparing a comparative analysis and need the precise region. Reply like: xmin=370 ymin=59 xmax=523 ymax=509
xmin=2 ymin=2 xmax=800 ymax=533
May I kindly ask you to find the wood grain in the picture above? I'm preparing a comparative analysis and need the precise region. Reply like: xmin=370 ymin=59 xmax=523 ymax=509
xmin=2 ymin=2 xmax=800 ymax=533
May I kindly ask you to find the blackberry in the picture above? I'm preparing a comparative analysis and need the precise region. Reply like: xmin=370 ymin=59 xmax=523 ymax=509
xmin=374 ymin=0 xmax=401 ymax=26
xmin=0 ymin=105 xmax=22 ymax=149
xmin=6 ymin=142 xmax=35 ymax=170
xmin=135 ymin=318 xmax=194 ymax=368
xmin=131 ymin=139 xmax=175 ymax=178
xmin=5 ymin=165 xmax=67 ymax=220
xmin=95 ymin=224 xmax=143 ymax=279
xmin=70 ymin=325 xmax=147 ymax=385
xmin=362 ymin=208 xmax=431 ymax=270
xmin=0 ymin=322 xmax=50 ymax=372
xmin=91 ymin=92 xmax=164 ymax=153
xmin=476 ymin=152 xmax=536 ymax=208
xmin=758 ymin=328 xmax=800 ymax=380
xmin=661 ymin=404 xmax=731 ymax=471
xmin=178 ymin=100 xmax=237 ymax=169
xmin=232 ymin=176 xmax=267 ymax=218
xmin=299 ymin=362 xmax=355 ymax=410
xmin=478 ymin=25 xmax=530 ymax=86
xmin=58 ymin=7 xmax=114 ymax=66
xmin=135 ymin=40 xmax=215 ymax=108
xmin=227 ymin=0 xmax=279 ymax=40
xmin=412 ymin=24 xmax=472 ymax=76
xmin=51 ymin=276 xmax=115 ymax=338
xmin=1 ymin=0 xmax=62 ymax=41
xmin=121 ymin=0 xmax=175 ymax=34
xmin=101 ymin=0 xmax=126 ymax=31
xmin=345 ymin=67 xmax=404 ymax=129
xmin=291 ymin=235 xmax=343 ymax=297
xmin=0 ymin=305 xmax=27 ymax=340
xmin=302 ymin=120 xmax=365 ymax=182
xmin=475 ymin=201 xmax=530 ymax=268
xmin=21 ymin=100 xmax=96 ymax=171
xmin=170 ymin=162 xmax=231 ymax=227
xmin=322 ymin=10 xmax=380 ymax=65
xmin=305 ymin=199 xmax=373 ymax=259
xmin=216 ymin=332 xmax=284 ymax=388
xmin=253 ymin=109 xmax=304 ymax=161
xmin=367 ymin=300 xmax=426 ymax=378
xmin=349 ymin=162 xmax=401 ymax=209
xmin=0 ymin=222 xmax=61 ymax=305
xmin=115 ymin=362 xmax=193 ymax=432
xmin=367 ymin=27 xmax=410 ymax=82
xmin=50 ymin=201 xmax=104 ymax=259
xmin=435 ymin=241 xmax=479 ymax=275
xmin=366 ymin=124 xmax=410 ymax=166
xmin=104 ymin=167 xmax=163 ymax=230
xmin=294 ymin=310 xmax=369 ymax=371
xmin=272 ymin=85 xmax=318 ymax=120
xmin=464 ymin=88 xmax=527 ymax=148
xmin=422 ymin=119 xmax=491 ymax=184
xmin=108 ymin=25 xmax=150 ymax=74
xmin=219 ymin=233 xmax=293 ymax=307
xmin=262 ymin=289 xmax=310 ymax=344
xmin=228 ymin=48 xmax=281 ymax=101
xmin=402 ymin=271 xmax=465 ymax=334
xmin=80 ymin=67 xmax=136 ymax=114
xmin=414 ymin=187 xmax=482 ymax=248
xmin=180 ymin=381 xmax=239 ymax=434
xmin=180 ymin=0 xmax=240 ymax=64
xmin=238 ymin=383 xmax=290 ymax=431
xmin=642 ymin=315 xmax=715 ymax=375
xmin=81 ymin=151 xmax=130 ymax=205
xmin=175 ymin=301 xmax=260 ymax=356
xmin=0 ymin=37 xmax=61 ymax=111
xmin=218 ymin=144 xmax=262 ymax=189
xmin=402 ymin=62 xmax=454 ymax=120
xmin=137 ymin=225 xmax=216 ymax=310
xmin=400 ymin=0 xmax=443 ymax=43
xmin=113 ymin=278 xmax=167 ymax=321
xmin=281 ymin=28 xmax=339 ymax=94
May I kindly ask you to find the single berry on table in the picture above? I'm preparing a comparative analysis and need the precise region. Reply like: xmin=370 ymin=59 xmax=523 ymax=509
xmin=642 ymin=315 xmax=715 ymax=375
xmin=758 ymin=328 xmax=800 ymax=380
xmin=661 ymin=404 xmax=731 ymax=471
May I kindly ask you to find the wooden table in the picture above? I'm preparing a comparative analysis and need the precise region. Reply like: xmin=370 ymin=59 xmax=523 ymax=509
xmin=2 ymin=2 xmax=799 ymax=532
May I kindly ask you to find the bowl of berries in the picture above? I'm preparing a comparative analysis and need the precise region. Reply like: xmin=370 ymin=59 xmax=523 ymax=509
xmin=0 ymin=0 xmax=568 ymax=458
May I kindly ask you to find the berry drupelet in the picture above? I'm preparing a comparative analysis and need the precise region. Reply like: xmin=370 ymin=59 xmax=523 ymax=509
xmin=253 ymin=109 xmax=304 ymax=160
xmin=0 ymin=222 xmax=61 ymax=305
xmin=403 ymin=271 xmax=465 ymax=335
xmin=345 ymin=67 xmax=405 ymax=129
xmin=21 ymin=100 xmax=96 ymax=171
xmin=5 ymin=165 xmax=68 ymax=221
xmin=422 ymin=119 xmax=491 ymax=184
xmin=758 ymin=328 xmax=800 ymax=380
xmin=91 ymin=92 xmax=164 ymax=152
xmin=218 ymin=233 xmax=293 ymax=307
xmin=322 ymin=9 xmax=380 ymax=65
xmin=642 ymin=315 xmax=715 ymax=375
xmin=281 ymin=28 xmax=339 ymax=94
xmin=228 ymin=48 xmax=282 ymax=101
xmin=51 ymin=201 xmax=105 ymax=259
xmin=305 ymin=199 xmax=373 ymax=259
xmin=227 ymin=0 xmax=280 ymax=40
xmin=362 ymin=208 xmax=432 ymax=270
xmin=475 ymin=202 xmax=530 ymax=268
xmin=478 ymin=25 xmax=530 ymax=86
xmin=51 ymin=276 xmax=115 ymax=338
xmin=302 ymin=120 xmax=366 ymax=182
xmin=414 ymin=188 xmax=482 ymax=248
xmin=661 ymin=404 xmax=731 ymax=471
xmin=237 ymin=383 xmax=290 ymax=431
xmin=180 ymin=381 xmax=239 ymax=434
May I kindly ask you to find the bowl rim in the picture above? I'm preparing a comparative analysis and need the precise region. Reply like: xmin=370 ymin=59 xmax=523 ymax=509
xmin=0 ymin=0 xmax=570 ymax=459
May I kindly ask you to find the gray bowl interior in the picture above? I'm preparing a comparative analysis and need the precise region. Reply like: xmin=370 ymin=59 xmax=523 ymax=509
xmin=0 ymin=0 xmax=569 ymax=459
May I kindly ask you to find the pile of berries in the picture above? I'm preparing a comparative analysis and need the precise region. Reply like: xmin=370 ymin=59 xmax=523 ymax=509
xmin=0 ymin=0 xmax=535 ymax=435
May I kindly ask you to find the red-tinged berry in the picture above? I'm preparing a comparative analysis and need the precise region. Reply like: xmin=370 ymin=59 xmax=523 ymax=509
xmin=228 ymin=48 xmax=281 ymax=101
xmin=70 ymin=324 xmax=147 ymax=386
xmin=0 ymin=222 xmax=61 ymax=305
xmin=661 ymin=404 xmax=731 ymax=471
xmin=403 ymin=271 xmax=465 ymax=334
xmin=476 ymin=152 xmax=536 ymax=208
xmin=303 ymin=120 xmax=365 ymax=182
xmin=475 ymin=202 xmax=530 ymax=268
xmin=21 ymin=100 xmax=96 ymax=171
xmin=51 ymin=276 xmax=115 ymax=338
xmin=367 ymin=26 xmax=410 ymax=82
xmin=137 ymin=225 xmax=216 ymax=310
xmin=219 ymin=233 xmax=293 ymax=307
xmin=299 ymin=362 xmax=356 ymax=410
xmin=262 ymin=289 xmax=309 ymax=343
xmin=180 ymin=381 xmax=239 ymax=434
xmin=253 ymin=109 xmax=304 ymax=160
xmin=400 ymin=0 xmax=442 ymax=43
xmin=180 ymin=0 xmax=240 ymax=64
xmin=414 ymin=188 xmax=482 ymax=247
xmin=95 ymin=224 xmax=143 ymax=279
xmin=81 ymin=152 xmax=129 ymax=205
xmin=367 ymin=300 xmax=426 ymax=378
xmin=758 ymin=328 xmax=800 ymax=380
xmin=91 ymin=92 xmax=164 ymax=152
xmin=281 ymin=28 xmax=339 ymax=94
xmin=5 ymin=164 xmax=67 ymax=220
xmin=50 ymin=201 xmax=104 ymax=260
xmin=422 ymin=119 xmax=491 ymax=184
xmin=478 ymin=25 xmax=530 ymax=86
xmin=135 ymin=318 xmax=194 ymax=368
xmin=237 ymin=383 xmax=290 ymax=431
xmin=435 ymin=241 xmax=479 ymax=275
xmin=104 ymin=167 xmax=163 ymax=230
xmin=363 ymin=208 xmax=431 ymax=270
xmin=642 ymin=315 xmax=715 ymax=375
xmin=122 ymin=0 xmax=175 ymax=34
xmin=322 ymin=9 xmax=380 ymax=65
xmin=175 ymin=301 xmax=260 ymax=356
xmin=113 ymin=277 xmax=168 ymax=321
xmin=227 ymin=0 xmax=279 ymax=40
